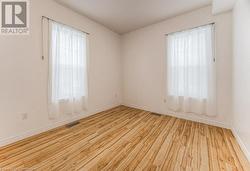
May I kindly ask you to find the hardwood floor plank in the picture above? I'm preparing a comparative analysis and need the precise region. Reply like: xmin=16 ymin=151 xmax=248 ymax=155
xmin=161 ymin=119 xmax=187 ymax=170
xmin=37 ymin=110 xmax=150 ymax=170
xmin=79 ymin=114 xmax=162 ymax=170
xmin=132 ymin=116 xmax=175 ymax=170
xmin=0 ymin=106 xmax=249 ymax=171
xmin=179 ymin=121 xmax=196 ymax=171
xmin=1 ymin=107 xmax=135 ymax=168
xmin=100 ymin=115 xmax=169 ymax=171
xmin=151 ymin=118 xmax=181 ymax=170
xmin=198 ymin=123 xmax=210 ymax=171
xmin=31 ymin=109 xmax=144 ymax=169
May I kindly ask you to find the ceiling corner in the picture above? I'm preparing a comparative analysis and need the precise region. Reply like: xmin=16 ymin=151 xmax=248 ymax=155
xmin=212 ymin=0 xmax=237 ymax=15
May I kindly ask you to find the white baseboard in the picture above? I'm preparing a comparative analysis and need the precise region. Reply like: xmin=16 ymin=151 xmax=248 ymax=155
xmin=231 ymin=128 xmax=250 ymax=162
xmin=0 ymin=104 xmax=121 ymax=147
xmin=123 ymin=103 xmax=230 ymax=129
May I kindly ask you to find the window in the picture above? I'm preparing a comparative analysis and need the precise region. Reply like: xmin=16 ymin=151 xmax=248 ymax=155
xmin=48 ymin=21 xmax=88 ymax=117
xmin=166 ymin=24 xmax=216 ymax=116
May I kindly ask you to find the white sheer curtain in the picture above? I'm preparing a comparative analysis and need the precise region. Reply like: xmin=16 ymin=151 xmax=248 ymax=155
xmin=48 ymin=21 xmax=88 ymax=119
xmin=166 ymin=24 xmax=216 ymax=116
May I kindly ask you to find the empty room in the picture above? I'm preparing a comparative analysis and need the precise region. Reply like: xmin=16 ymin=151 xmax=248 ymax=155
xmin=0 ymin=0 xmax=250 ymax=170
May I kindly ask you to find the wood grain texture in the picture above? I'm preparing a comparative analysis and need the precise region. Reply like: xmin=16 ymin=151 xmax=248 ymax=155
xmin=0 ymin=106 xmax=249 ymax=171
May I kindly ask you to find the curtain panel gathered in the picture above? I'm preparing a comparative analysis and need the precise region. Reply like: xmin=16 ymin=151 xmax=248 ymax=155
xmin=166 ymin=24 xmax=216 ymax=116
xmin=47 ymin=21 xmax=89 ymax=119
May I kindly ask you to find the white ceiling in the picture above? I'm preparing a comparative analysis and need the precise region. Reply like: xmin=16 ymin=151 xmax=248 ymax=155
xmin=56 ymin=0 xmax=212 ymax=34
xmin=212 ymin=0 xmax=237 ymax=14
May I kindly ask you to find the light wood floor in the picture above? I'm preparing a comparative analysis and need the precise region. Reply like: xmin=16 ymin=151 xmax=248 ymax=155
xmin=0 ymin=106 xmax=249 ymax=171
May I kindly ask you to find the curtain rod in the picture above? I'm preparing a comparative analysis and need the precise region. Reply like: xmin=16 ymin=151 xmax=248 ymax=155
xmin=165 ymin=22 xmax=215 ymax=36
xmin=42 ymin=16 xmax=90 ymax=35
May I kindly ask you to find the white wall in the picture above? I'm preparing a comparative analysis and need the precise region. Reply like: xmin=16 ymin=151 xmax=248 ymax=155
xmin=0 ymin=2 xmax=236 ymax=147
xmin=232 ymin=0 xmax=250 ymax=160
xmin=122 ymin=6 xmax=232 ymax=128
xmin=0 ymin=0 xmax=122 ymax=146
